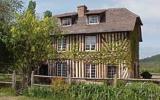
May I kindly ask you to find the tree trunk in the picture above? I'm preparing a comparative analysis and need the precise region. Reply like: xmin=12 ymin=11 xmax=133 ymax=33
xmin=21 ymin=69 xmax=32 ymax=91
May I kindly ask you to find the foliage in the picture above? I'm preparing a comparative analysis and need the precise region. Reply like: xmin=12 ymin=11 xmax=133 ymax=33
xmin=0 ymin=41 xmax=14 ymax=72
xmin=0 ymin=0 xmax=22 ymax=72
xmin=44 ymin=10 xmax=52 ymax=18
xmin=0 ymin=0 xmax=22 ymax=24
xmin=4 ymin=1 xmax=60 ymax=88
xmin=51 ymin=77 xmax=70 ymax=94
xmin=116 ymin=80 xmax=126 ymax=88
xmin=24 ymin=82 xmax=160 ymax=100
xmin=140 ymin=54 xmax=160 ymax=73
xmin=24 ymin=86 xmax=53 ymax=98
xmin=27 ymin=0 xmax=36 ymax=15
xmin=57 ymin=39 xmax=131 ymax=67
xmin=141 ymin=71 xmax=152 ymax=79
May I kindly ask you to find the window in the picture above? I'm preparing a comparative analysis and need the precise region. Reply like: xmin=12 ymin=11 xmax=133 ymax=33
xmin=57 ymin=38 xmax=66 ymax=51
xmin=108 ymin=65 xmax=117 ymax=78
xmin=56 ymin=62 xmax=67 ymax=77
xmin=85 ymin=64 xmax=96 ymax=78
xmin=88 ymin=15 xmax=99 ymax=24
xmin=85 ymin=36 xmax=96 ymax=51
xmin=61 ymin=18 xmax=72 ymax=26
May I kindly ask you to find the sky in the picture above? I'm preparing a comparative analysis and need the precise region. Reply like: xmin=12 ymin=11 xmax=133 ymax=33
xmin=23 ymin=0 xmax=160 ymax=59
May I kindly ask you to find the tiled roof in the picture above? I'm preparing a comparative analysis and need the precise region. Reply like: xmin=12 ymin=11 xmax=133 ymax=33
xmin=85 ymin=9 xmax=106 ymax=15
xmin=55 ymin=12 xmax=77 ymax=18
xmin=55 ymin=8 xmax=142 ymax=34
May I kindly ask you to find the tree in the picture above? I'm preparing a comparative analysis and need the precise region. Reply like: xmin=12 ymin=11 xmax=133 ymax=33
xmin=27 ymin=0 xmax=36 ymax=14
xmin=7 ymin=6 xmax=60 ymax=88
xmin=44 ymin=10 xmax=52 ymax=18
xmin=0 ymin=0 xmax=22 ymax=72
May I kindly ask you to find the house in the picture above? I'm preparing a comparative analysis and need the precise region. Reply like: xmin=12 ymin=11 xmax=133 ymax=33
xmin=46 ymin=5 xmax=142 ymax=79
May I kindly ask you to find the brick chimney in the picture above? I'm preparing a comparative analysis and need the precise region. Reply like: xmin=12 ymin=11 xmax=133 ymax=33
xmin=77 ymin=5 xmax=87 ymax=17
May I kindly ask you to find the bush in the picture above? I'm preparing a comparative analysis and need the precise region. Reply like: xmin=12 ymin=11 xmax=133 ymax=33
xmin=141 ymin=71 xmax=152 ymax=79
xmin=51 ymin=77 xmax=70 ymax=94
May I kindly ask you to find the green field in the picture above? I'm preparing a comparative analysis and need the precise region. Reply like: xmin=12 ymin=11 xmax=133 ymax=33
xmin=140 ymin=54 xmax=160 ymax=73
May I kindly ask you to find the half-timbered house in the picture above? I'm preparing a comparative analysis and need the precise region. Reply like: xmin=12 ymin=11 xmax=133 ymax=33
xmin=45 ymin=5 xmax=142 ymax=79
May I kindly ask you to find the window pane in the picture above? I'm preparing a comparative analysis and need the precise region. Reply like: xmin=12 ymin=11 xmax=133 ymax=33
xmin=91 ymin=45 xmax=95 ymax=50
xmin=85 ymin=45 xmax=90 ymax=50
xmin=62 ymin=18 xmax=71 ymax=26
xmin=62 ymin=63 xmax=67 ymax=77
xmin=62 ymin=38 xmax=66 ymax=51
xmin=108 ymin=65 xmax=116 ymax=78
xmin=57 ymin=38 xmax=66 ymax=51
xmin=91 ymin=64 xmax=96 ymax=78
xmin=85 ymin=64 xmax=96 ymax=78
xmin=85 ymin=36 xmax=96 ymax=51
xmin=85 ymin=64 xmax=90 ymax=78
xmin=57 ymin=63 xmax=61 ymax=76
xmin=57 ymin=40 xmax=62 ymax=51
xmin=56 ymin=62 xmax=67 ymax=77
xmin=89 ymin=16 xmax=99 ymax=24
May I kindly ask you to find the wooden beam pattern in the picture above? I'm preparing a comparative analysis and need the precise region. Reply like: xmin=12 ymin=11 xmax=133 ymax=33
xmin=52 ymin=32 xmax=132 ymax=79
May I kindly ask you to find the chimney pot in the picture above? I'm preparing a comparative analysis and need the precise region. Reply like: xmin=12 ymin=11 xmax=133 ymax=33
xmin=77 ymin=5 xmax=87 ymax=17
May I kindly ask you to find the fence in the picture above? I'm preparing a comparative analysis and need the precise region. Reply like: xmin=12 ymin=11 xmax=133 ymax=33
xmin=31 ymin=71 xmax=160 ymax=87
xmin=0 ymin=71 xmax=16 ymax=88
xmin=151 ymin=73 xmax=160 ymax=79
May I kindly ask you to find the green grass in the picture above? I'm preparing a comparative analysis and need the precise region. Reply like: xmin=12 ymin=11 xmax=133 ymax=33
xmin=140 ymin=65 xmax=160 ymax=73
xmin=0 ymin=82 xmax=160 ymax=100
xmin=0 ymin=87 xmax=16 ymax=96
xmin=0 ymin=87 xmax=47 ymax=100
xmin=24 ymin=82 xmax=160 ymax=100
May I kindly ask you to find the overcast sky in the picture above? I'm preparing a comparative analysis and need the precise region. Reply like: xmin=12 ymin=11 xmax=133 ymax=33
xmin=23 ymin=0 xmax=160 ymax=59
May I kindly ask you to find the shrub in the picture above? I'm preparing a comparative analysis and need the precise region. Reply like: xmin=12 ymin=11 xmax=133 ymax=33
xmin=141 ymin=71 xmax=152 ymax=79
xmin=51 ymin=77 xmax=70 ymax=94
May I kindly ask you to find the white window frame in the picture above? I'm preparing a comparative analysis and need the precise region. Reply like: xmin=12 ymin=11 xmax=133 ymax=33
xmin=108 ymin=65 xmax=117 ymax=78
xmin=61 ymin=17 xmax=72 ymax=27
xmin=85 ymin=64 xmax=96 ymax=78
xmin=85 ymin=36 xmax=96 ymax=51
xmin=57 ymin=38 xmax=66 ymax=51
xmin=88 ymin=15 xmax=100 ymax=25
xmin=56 ymin=62 xmax=67 ymax=77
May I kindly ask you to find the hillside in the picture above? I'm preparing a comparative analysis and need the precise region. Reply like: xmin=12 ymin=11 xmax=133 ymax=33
xmin=140 ymin=54 xmax=160 ymax=73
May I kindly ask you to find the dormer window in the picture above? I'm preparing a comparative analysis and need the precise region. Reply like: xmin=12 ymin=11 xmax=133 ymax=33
xmin=61 ymin=18 xmax=72 ymax=26
xmin=88 ymin=15 xmax=99 ymax=24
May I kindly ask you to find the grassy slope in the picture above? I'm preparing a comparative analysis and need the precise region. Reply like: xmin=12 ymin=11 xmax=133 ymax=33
xmin=140 ymin=54 xmax=160 ymax=73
